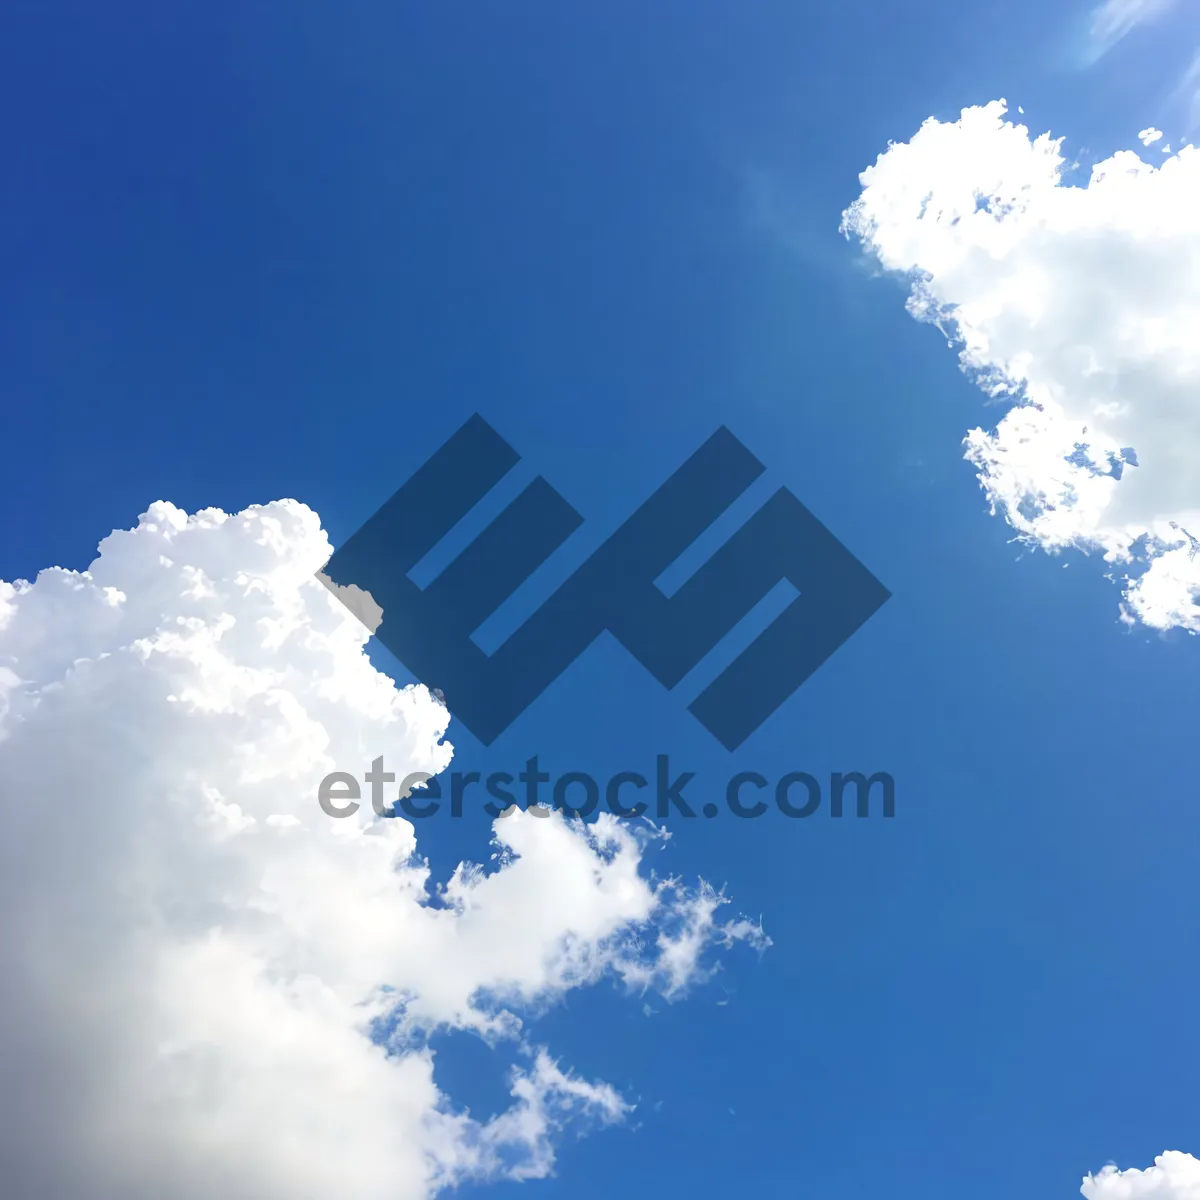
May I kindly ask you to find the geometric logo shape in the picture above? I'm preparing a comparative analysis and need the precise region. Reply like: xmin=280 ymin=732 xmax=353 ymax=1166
xmin=321 ymin=414 xmax=889 ymax=749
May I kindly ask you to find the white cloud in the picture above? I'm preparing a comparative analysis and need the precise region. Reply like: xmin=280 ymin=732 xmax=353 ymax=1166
xmin=1088 ymin=0 xmax=1177 ymax=58
xmin=842 ymin=99 xmax=1200 ymax=632
xmin=1139 ymin=126 xmax=1165 ymax=145
xmin=1083 ymin=1151 xmax=1200 ymax=1197
xmin=0 ymin=499 xmax=766 ymax=1199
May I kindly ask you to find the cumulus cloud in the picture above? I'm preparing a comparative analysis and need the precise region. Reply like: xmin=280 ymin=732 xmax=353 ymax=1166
xmin=1139 ymin=126 xmax=1165 ymax=145
xmin=1083 ymin=1151 xmax=1200 ymax=1197
xmin=0 ymin=499 xmax=766 ymax=1199
xmin=842 ymin=99 xmax=1200 ymax=632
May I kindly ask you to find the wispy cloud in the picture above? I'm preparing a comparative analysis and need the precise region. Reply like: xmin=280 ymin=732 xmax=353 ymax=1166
xmin=1087 ymin=0 xmax=1177 ymax=59
xmin=1171 ymin=48 xmax=1200 ymax=133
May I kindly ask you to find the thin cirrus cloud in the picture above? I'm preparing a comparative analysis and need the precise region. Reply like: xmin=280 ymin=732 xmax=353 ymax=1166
xmin=843 ymin=99 xmax=1200 ymax=635
xmin=0 ymin=498 xmax=768 ymax=1200
xmin=1085 ymin=0 xmax=1178 ymax=59
xmin=1171 ymin=49 xmax=1200 ymax=133
xmin=1083 ymin=0 xmax=1200 ymax=138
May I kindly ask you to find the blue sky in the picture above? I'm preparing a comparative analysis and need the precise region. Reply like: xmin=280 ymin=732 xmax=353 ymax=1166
xmin=2 ymin=2 xmax=1200 ymax=1198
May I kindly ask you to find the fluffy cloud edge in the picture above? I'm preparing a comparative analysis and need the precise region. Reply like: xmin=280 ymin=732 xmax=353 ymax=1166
xmin=1083 ymin=1150 xmax=1200 ymax=1197
xmin=842 ymin=98 xmax=1200 ymax=633
xmin=0 ymin=497 xmax=767 ymax=1200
